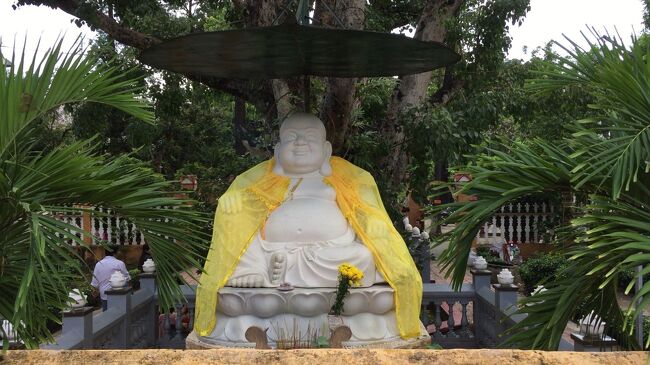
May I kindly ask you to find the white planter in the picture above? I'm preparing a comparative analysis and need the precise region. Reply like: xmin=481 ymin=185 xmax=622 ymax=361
xmin=142 ymin=258 xmax=156 ymax=273
xmin=497 ymin=269 xmax=514 ymax=285
xmin=579 ymin=311 xmax=606 ymax=338
xmin=109 ymin=271 xmax=128 ymax=289
xmin=68 ymin=289 xmax=86 ymax=308
xmin=474 ymin=256 xmax=488 ymax=270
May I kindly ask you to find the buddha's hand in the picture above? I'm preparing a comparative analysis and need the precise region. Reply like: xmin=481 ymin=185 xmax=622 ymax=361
xmin=367 ymin=220 xmax=388 ymax=237
xmin=219 ymin=193 xmax=243 ymax=214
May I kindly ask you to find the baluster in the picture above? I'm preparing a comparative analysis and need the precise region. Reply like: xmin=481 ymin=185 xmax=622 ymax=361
xmin=507 ymin=204 xmax=514 ymax=242
xmin=73 ymin=213 xmax=85 ymax=246
xmin=113 ymin=214 xmax=120 ymax=245
xmin=163 ymin=311 xmax=171 ymax=335
xmin=460 ymin=299 xmax=470 ymax=338
xmin=433 ymin=300 xmax=442 ymax=338
xmin=104 ymin=208 xmax=111 ymax=242
xmin=174 ymin=304 xmax=183 ymax=340
xmin=491 ymin=215 xmax=497 ymax=242
xmin=447 ymin=300 xmax=458 ymax=338
xmin=516 ymin=203 xmax=522 ymax=243
xmin=131 ymin=221 xmax=138 ymax=245
xmin=533 ymin=203 xmax=539 ymax=243
xmin=188 ymin=307 xmax=195 ymax=331
xmin=101 ymin=207 xmax=109 ymax=241
xmin=110 ymin=215 xmax=117 ymax=244
xmin=524 ymin=203 xmax=531 ymax=243
xmin=91 ymin=207 xmax=99 ymax=239
xmin=541 ymin=202 xmax=548 ymax=240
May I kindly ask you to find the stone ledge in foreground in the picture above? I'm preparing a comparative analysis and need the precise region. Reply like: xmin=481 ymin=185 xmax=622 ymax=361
xmin=1 ymin=349 xmax=647 ymax=365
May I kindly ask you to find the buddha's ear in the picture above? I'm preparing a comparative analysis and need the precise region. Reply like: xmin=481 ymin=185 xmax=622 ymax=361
xmin=272 ymin=143 xmax=284 ymax=175
xmin=320 ymin=141 xmax=333 ymax=176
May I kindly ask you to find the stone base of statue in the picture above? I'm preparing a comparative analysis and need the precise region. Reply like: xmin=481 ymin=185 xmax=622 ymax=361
xmin=186 ymin=285 xmax=430 ymax=349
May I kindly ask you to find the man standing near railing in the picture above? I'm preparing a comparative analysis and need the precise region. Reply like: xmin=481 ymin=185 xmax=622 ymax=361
xmin=91 ymin=245 xmax=130 ymax=311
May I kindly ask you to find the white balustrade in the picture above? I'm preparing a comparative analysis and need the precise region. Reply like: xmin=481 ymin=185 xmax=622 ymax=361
xmin=476 ymin=201 xmax=555 ymax=244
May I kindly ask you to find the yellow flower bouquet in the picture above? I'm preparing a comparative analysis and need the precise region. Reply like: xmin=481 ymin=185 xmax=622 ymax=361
xmin=330 ymin=263 xmax=364 ymax=315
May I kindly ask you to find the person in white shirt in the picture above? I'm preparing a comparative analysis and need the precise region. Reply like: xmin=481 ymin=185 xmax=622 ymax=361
xmin=91 ymin=246 xmax=130 ymax=311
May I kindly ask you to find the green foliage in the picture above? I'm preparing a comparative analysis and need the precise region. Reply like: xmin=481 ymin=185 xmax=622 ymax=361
xmin=432 ymin=30 xmax=650 ymax=350
xmin=0 ymin=38 xmax=210 ymax=349
xmin=313 ymin=335 xmax=330 ymax=348
xmin=475 ymin=246 xmax=507 ymax=266
xmin=518 ymin=254 xmax=569 ymax=295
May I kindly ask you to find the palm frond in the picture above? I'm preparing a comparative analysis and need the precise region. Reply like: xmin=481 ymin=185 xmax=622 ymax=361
xmin=0 ymin=35 xmax=153 ymax=157
xmin=528 ymin=29 xmax=650 ymax=200
xmin=0 ymin=38 xmax=209 ymax=348
xmin=431 ymin=139 xmax=574 ymax=289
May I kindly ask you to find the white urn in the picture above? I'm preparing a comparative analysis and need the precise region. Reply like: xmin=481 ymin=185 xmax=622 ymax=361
xmin=579 ymin=311 xmax=606 ymax=338
xmin=142 ymin=258 xmax=156 ymax=273
xmin=109 ymin=271 xmax=128 ymax=289
xmin=497 ymin=269 xmax=514 ymax=285
xmin=473 ymin=256 xmax=488 ymax=270
xmin=68 ymin=289 xmax=86 ymax=308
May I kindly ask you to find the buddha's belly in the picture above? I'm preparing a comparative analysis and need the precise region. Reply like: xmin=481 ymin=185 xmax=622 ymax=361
xmin=264 ymin=198 xmax=349 ymax=242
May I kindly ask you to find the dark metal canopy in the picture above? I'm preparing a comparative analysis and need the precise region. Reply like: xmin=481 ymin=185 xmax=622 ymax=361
xmin=139 ymin=23 xmax=460 ymax=79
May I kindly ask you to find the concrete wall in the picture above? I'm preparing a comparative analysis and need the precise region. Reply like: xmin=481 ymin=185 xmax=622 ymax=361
xmin=2 ymin=349 xmax=646 ymax=365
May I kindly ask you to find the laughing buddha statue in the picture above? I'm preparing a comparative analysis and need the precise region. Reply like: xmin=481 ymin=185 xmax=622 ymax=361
xmin=191 ymin=113 xmax=426 ymax=348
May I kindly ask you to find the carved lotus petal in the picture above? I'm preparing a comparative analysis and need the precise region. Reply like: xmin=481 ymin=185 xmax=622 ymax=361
xmin=248 ymin=293 xmax=285 ymax=318
xmin=289 ymin=293 xmax=329 ymax=317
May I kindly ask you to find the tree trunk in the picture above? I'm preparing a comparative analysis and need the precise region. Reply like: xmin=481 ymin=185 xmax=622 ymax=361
xmin=314 ymin=0 xmax=365 ymax=154
xmin=379 ymin=0 xmax=464 ymax=187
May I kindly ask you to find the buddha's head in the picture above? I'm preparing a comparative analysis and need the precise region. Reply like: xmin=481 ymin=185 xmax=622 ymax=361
xmin=273 ymin=112 xmax=332 ymax=176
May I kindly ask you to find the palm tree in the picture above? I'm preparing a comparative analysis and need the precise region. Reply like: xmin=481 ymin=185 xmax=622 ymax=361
xmin=0 ymin=37 xmax=210 ymax=348
xmin=433 ymin=30 xmax=650 ymax=350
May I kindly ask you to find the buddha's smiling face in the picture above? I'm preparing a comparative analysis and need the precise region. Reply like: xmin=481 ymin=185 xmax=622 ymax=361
xmin=276 ymin=113 xmax=332 ymax=175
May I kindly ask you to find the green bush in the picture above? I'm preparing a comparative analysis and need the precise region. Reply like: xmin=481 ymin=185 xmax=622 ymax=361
xmin=518 ymin=253 xmax=569 ymax=295
xmin=618 ymin=269 xmax=650 ymax=292
xmin=475 ymin=245 xmax=507 ymax=265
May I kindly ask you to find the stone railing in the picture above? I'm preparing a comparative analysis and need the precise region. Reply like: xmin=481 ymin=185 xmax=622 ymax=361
xmin=40 ymin=274 xmax=195 ymax=350
xmin=38 ymin=269 xmax=581 ymax=350
xmin=420 ymin=270 xmax=536 ymax=349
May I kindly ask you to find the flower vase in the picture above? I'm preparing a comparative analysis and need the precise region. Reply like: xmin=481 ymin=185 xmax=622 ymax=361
xmin=328 ymin=313 xmax=344 ymax=332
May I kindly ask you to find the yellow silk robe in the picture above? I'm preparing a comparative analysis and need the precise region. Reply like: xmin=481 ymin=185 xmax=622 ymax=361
xmin=194 ymin=157 xmax=422 ymax=339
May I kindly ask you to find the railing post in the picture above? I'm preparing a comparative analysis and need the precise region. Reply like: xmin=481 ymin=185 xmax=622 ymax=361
xmin=105 ymin=287 xmax=132 ymax=348
xmin=140 ymin=273 xmax=157 ymax=294
xmin=471 ymin=269 xmax=492 ymax=292
xmin=62 ymin=307 xmax=94 ymax=349
xmin=493 ymin=284 xmax=518 ymax=311
xmin=139 ymin=273 xmax=158 ymax=346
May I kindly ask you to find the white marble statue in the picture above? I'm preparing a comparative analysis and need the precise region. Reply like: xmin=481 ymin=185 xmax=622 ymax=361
xmin=191 ymin=112 xmax=426 ymax=348
xmin=222 ymin=113 xmax=385 ymax=288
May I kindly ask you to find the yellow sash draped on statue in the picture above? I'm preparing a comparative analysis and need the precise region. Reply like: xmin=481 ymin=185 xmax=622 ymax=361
xmin=194 ymin=157 xmax=422 ymax=339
